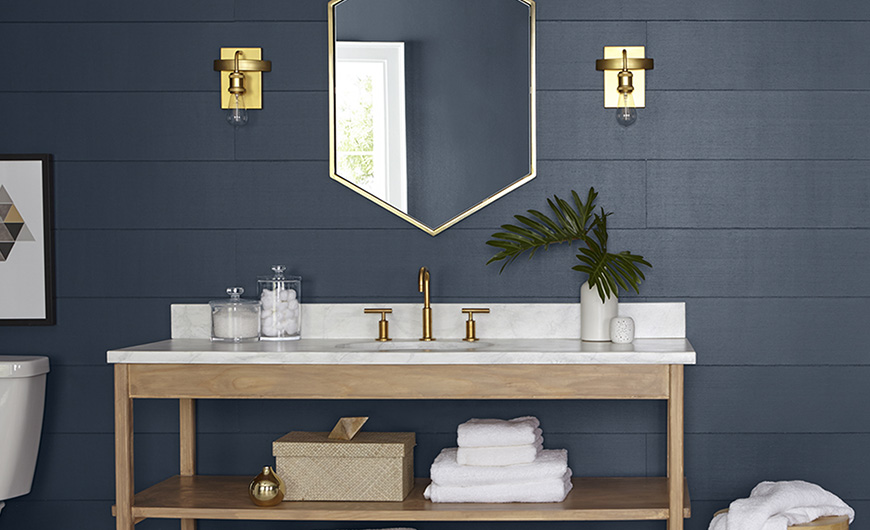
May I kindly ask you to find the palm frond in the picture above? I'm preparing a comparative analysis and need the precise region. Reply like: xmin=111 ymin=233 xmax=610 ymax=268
xmin=486 ymin=187 xmax=652 ymax=302
xmin=485 ymin=188 xmax=599 ymax=273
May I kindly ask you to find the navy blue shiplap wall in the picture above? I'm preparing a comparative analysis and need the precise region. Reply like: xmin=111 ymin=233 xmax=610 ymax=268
xmin=1 ymin=1 xmax=868 ymax=529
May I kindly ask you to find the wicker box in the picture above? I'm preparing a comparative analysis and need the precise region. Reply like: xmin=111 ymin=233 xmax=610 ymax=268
xmin=272 ymin=431 xmax=415 ymax=501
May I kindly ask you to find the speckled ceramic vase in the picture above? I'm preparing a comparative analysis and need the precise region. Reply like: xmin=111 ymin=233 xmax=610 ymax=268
xmin=580 ymin=281 xmax=617 ymax=342
xmin=610 ymin=316 xmax=635 ymax=344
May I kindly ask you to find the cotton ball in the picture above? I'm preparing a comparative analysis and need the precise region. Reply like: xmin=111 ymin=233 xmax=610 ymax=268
xmin=260 ymin=288 xmax=272 ymax=299
xmin=284 ymin=320 xmax=299 ymax=335
xmin=261 ymin=295 xmax=276 ymax=310
xmin=278 ymin=289 xmax=290 ymax=302
xmin=285 ymin=289 xmax=297 ymax=301
xmin=287 ymin=299 xmax=300 ymax=311
xmin=262 ymin=323 xmax=277 ymax=337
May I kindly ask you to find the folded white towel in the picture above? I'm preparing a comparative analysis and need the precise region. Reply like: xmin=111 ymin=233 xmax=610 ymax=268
xmin=457 ymin=416 xmax=541 ymax=447
xmin=455 ymin=436 xmax=543 ymax=466
xmin=423 ymin=470 xmax=572 ymax=503
xmin=708 ymin=480 xmax=855 ymax=530
xmin=431 ymin=448 xmax=569 ymax=486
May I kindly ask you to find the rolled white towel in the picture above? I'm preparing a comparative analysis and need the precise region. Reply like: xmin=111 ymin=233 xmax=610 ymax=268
xmin=456 ymin=436 xmax=543 ymax=466
xmin=423 ymin=470 xmax=573 ymax=503
xmin=457 ymin=416 xmax=541 ymax=447
xmin=431 ymin=448 xmax=568 ymax=486
xmin=708 ymin=481 xmax=855 ymax=530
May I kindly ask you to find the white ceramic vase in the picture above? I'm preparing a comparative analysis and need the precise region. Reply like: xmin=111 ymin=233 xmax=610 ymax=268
xmin=580 ymin=281 xmax=618 ymax=341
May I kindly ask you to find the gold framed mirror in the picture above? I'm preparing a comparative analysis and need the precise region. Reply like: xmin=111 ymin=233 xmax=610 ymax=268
xmin=328 ymin=0 xmax=536 ymax=236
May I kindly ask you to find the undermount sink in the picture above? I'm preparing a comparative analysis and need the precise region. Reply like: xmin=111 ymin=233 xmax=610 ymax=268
xmin=336 ymin=340 xmax=491 ymax=351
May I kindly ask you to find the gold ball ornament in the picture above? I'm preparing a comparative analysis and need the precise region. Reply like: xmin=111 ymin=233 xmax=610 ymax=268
xmin=248 ymin=466 xmax=285 ymax=506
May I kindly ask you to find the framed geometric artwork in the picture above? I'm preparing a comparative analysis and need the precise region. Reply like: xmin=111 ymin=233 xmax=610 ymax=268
xmin=0 ymin=154 xmax=55 ymax=325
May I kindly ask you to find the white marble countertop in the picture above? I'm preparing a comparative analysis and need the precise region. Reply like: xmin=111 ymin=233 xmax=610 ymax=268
xmin=107 ymin=338 xmax=696 ymax=365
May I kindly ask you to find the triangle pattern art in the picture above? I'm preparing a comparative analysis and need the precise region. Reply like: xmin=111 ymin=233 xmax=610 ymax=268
xmin=0 ymin=185 xmax=35 ymax=261
xmin=16 ymin=223 xmax=35 ymax=242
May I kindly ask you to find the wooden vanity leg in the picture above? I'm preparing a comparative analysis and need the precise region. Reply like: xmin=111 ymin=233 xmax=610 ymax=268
xmin=114 ymin=365 xmax=135 ymax=530
xmin=180 ymin=398 xmax=197 ymax=530
xmin=667 ymin=364 xmax=685 ymax=530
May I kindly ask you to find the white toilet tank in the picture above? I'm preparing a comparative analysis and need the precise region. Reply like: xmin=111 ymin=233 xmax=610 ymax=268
xmin=0 ymin=355 xmax=49 ymax=501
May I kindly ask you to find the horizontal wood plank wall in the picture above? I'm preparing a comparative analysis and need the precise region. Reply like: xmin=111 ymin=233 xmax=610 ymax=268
xmin=1 ymin=1 xmax=867 ymax=529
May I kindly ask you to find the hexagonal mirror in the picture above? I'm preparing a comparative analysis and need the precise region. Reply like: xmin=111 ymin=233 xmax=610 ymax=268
xmin=328 ymin=0 xmax=536 ymax=235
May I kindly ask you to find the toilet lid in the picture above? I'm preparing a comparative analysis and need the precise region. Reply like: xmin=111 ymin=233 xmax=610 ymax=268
xmin=0 ymin=355 xmax=50 ymax=378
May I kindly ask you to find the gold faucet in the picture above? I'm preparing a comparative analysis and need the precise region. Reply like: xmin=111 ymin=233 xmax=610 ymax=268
xmin=418 ymin=266 xmax=434 ymax=341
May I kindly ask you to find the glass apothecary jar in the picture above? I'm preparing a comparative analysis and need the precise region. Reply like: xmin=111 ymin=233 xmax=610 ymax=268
xmin=210 ymin=287 xmax=260 ymax=342
xmin=257 ymin=265 xmax=302 ymax=341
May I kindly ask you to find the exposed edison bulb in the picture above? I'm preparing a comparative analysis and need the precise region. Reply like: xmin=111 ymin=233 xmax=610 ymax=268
xmin=226 ymin=92 xmax=248 ymax=127
xmin=615 ymin=91 xmax=637 ymax=127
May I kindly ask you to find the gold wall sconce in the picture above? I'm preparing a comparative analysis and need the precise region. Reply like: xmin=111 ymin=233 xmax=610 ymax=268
xmin=213 ymin=48 xmax=272 ymax=126
xmin=595 ymin=46 xmax=653 ymax=127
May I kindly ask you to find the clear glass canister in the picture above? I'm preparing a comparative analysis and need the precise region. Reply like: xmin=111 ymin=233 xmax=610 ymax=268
xmin=210 ymin=287 xmax=261 ymax=342
xmin=257 ymin=265 xmax=302 ymax=341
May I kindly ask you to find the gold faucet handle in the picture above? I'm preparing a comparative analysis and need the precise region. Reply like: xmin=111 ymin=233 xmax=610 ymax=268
xmin=364 ymin=308 xmax=392 ymax=342
xmin=461 ymin=308 xmax=490 ymax=342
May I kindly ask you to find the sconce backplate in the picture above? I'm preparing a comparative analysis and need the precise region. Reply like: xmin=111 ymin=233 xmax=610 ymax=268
xmin=603 ymin=46 xmax=646 ymax=108
xmin=218 ymin=48 xmax=263 ymax=109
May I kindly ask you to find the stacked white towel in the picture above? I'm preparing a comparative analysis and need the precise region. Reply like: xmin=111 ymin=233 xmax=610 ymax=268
xmin=456 ymin=416 xmax=543 ymax=466
xmin=457 ymin=416 xmax=542 ymax=447
xmin=424 ymin=417 xmax=573 ymax=503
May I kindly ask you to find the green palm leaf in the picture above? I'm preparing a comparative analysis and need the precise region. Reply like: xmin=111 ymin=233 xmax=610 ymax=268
xmin=486 ymin=187 xmax=652 ymax=302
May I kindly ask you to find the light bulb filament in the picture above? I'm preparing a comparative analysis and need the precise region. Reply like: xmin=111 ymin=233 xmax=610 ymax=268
xmin=226 ymin=51 xmax=248 ymax=126
xmin=615 ymin=49 xmax=637 ymax=127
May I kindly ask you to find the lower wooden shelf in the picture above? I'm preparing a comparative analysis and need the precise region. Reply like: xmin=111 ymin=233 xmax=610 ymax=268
xmin=123 ymin=476 xmax=691 ymax=522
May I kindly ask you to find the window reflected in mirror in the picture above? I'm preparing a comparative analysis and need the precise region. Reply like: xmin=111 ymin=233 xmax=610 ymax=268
xmin=336 ymin=42 xmax=408 ymax=213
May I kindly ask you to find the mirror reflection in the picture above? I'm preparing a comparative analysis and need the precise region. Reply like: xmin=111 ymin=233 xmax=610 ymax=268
xmin=329 ymin=0 xmax=536 ymax=235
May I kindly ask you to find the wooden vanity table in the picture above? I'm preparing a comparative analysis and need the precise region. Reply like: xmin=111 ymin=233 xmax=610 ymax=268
xmin=109 ymin=337 xmax=695 ymax=529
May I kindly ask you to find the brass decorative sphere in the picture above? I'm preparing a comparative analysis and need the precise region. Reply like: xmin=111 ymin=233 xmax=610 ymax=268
xmin=248 ymin=466 xmax=285 ymax=506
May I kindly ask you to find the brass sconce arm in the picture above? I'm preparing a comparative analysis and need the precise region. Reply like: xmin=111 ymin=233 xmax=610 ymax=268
xmin=595 ymin=56 xmax=654 ymax=72
xmin=213 ymin=53 xmax=273 ymax=74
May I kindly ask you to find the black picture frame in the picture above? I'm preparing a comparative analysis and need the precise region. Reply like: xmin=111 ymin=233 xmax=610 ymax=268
xmin=0 ymin=154 xmax=55 ymax=325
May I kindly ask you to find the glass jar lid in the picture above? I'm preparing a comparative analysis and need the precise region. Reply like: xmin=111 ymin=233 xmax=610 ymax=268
xmin=258 ymin=265 xmax=301 ymax=287
xmin=211 ymin=287 xmax=259 ymax=308
xmin=259 ymin=265 xmax=286 ymax=281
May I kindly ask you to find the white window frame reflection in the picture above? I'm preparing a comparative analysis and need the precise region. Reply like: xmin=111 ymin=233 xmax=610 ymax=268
xmin=336 ymin=41 xmax=408 ymax=213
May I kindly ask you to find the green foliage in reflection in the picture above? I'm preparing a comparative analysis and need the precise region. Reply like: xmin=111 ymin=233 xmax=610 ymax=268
xmin=486 ymin=187 xmax=652 ymax=303
xmin=337 ymin=74 xmax=375 ymax=185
